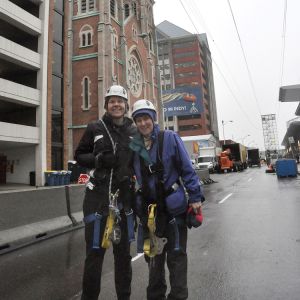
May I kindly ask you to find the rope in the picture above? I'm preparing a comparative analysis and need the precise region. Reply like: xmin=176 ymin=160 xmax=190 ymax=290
xmin=99 ymin=119 xmax=118 ymax=205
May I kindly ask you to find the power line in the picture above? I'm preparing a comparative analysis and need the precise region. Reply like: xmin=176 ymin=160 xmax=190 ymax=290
xmin=226 ymin=0 xmax=262 ymax=116
xmin=276 ymin=0 xmax=288 ymax=121
xmin=187 ymin=0 xmax=255 ymax=110
xmin=178 ymin=0 xmax=259 ymax=130
xmin=279 ymin=0 xmax=288 ymax=86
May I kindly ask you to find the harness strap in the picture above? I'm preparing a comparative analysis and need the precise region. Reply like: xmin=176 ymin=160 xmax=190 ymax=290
xmin=169 ymin=218 xmax=180 ymax=251
xmin=83 ymin=213 xmax=103 ymax=249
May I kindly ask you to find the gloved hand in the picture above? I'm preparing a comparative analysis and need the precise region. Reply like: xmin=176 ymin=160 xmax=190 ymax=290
xmin=95 ymin=151 xmax=118 ymax=169
xmin=186 ymin=206 xmax=203 ymax=229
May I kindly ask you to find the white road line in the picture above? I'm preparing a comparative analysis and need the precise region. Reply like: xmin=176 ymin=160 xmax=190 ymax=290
xmin=247 ymin=177 xmax=253 ymax=182
xmin=131 ymin=253 xmax=144 ymax=262
xmin=218 ymin=193 xmax=233 ymax=204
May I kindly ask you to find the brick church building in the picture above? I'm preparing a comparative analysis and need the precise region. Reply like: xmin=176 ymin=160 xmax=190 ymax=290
xmin=69 ymin=0 xmax=159 ymax=154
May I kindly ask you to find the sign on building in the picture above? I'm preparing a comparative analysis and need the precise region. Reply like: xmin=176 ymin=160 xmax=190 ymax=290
xmin=288 ymin=136 xmax=295 ymax=144
xmin=162 ymin=86 xmax=203 ymax=117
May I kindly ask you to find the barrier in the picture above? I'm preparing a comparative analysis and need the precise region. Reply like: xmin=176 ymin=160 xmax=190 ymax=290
xmin=0 ymin=184 xmax=85 ymax=254
xmin=195 ymin=168 xmax=215 ymax=185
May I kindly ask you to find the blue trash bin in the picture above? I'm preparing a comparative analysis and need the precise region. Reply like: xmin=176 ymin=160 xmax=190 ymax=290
xmin=45 ymin=171 xmax=56 ymax=186
xmin=61 ymin=171 xmax=68 ymax=185
xmin=56 ymin=171 xmax=64 ymax=185
xmin=51 ymin=171 xmax=59 ymax=186
xmin=64 ymin=171 xmax=71 ymax=185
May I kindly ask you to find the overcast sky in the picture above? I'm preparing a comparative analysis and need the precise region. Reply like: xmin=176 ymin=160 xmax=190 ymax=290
xmin=153 ymin=0 xmax=300 ymax=150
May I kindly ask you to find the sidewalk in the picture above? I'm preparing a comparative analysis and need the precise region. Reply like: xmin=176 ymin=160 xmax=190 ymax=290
xmin=0 ymin=184 xmax=85 ymax=254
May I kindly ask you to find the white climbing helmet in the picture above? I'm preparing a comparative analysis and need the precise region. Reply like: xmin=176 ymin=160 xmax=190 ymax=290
xmin=132 ymin=99 xmax=157 ymax=121
xmin=105 ymin=85 xmax=128 ymax=101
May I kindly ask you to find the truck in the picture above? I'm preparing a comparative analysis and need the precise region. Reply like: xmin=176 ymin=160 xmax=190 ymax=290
xmin=247 ymin=148 xmax=261 ymax=167
xmin=220 ymin=143 xmax=247 ymax=171
xmin=197 ymin=146 xmax=221 ymax=173
xmin=181 ymin=134 xmax=217 ymax=163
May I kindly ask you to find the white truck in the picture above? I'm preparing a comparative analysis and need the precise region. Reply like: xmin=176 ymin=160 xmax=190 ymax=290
xmin=197 ymin=146 xmax=221 ymax=173
xmin=181 ymin=135 xmax=219 ymax=172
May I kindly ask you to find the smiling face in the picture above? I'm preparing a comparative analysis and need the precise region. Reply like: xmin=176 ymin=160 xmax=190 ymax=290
xmin=106 ymin=96 xmax=127 ymax=119
xmin=135 ymin=114 xmax=154 ymax=138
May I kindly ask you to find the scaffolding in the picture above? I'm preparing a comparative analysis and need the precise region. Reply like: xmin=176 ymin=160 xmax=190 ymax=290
xmin=261 ymin=114 xmax=279 ymax=151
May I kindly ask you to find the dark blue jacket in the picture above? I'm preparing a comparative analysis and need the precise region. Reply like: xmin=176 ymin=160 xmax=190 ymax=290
xmin=129 ymin=124 xmax=204 ymax=216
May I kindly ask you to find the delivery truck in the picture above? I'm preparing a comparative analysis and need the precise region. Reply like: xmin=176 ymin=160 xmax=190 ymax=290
xmin=197 ymin=146 xmax=221 ymax=173
xmin=247 ymin=148 xmax=261 ymax=167
xmin=221 ymin=143 xmax=247 ymax=171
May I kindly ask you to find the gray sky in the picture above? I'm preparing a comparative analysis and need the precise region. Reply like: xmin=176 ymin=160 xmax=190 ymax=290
xmin=153 ymin=0 xmax=300 ymax=150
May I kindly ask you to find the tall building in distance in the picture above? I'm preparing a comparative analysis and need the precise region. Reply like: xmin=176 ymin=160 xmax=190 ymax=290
xmin=0 ymin=0 xmax=68 ymax=186
xmin=156 ymin=20 xmax=219 ymax=139
xmin=69 ymin=0 xmax=159 ymax=153
xmin=261 ymin=114 xmax=279 ymax=151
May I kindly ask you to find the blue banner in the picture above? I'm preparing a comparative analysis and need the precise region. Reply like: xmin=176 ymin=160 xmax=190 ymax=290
xmin=162 ymin=86 xmax=203 ymax=117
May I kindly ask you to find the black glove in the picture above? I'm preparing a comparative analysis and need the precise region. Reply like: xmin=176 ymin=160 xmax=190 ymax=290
xmin=95 ymin=151 xmax=118 ymax=169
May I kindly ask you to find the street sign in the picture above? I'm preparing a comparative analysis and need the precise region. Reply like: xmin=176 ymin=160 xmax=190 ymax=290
xmin=288 ymin=136 xmax=295 ymax=144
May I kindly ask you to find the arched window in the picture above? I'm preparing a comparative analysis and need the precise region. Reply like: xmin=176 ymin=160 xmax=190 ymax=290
xmin=78 ymin=0 xmax=95 ymax=14
xmin=110 ymin=0 xmax=115 ymax=17
xmin=149 ymin=32 xmax=153 ymax=51
xmin=132 ymin=2 xmax=137 ymax=16
xmin=81 ymin=76 xmax=91 ymax=110
xmin=81 ymin=0 xmax=87 ymax=13
xmin=127 ymin=52 xmax=143 ymax=97
xmin=132 ymin=25 xmax=137 ymax=42
xmin=124 ymin=4 xmax=130 ymax=19
xmin=112 ymin=29 xmax=118 ymax=49
xmin=79 ymin=25 xmax=93 ymax=47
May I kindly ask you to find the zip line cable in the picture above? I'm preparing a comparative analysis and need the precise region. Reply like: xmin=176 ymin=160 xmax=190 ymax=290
xmin=226 ymin=0 xmax=262 ymax=117
xmin=187 ymin=0 xmax=255 ymax=109
xmin=276 ymin=0 xmax=288 ymax=121
xmin=212 ymin=60 xmax=259 ymax=129
xmin=178 ymin=0 xmax=259 ymax=130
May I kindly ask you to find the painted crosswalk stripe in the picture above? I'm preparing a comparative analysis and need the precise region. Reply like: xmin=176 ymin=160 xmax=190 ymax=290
xmin=131 ymin=253 xmax=144 ymax=262
xmin=218 ymin=193 xmax=233 ymax=204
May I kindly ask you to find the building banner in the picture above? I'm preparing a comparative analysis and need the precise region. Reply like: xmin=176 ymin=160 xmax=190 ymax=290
xmin=162 ymin=86 xmax=203 ymax=117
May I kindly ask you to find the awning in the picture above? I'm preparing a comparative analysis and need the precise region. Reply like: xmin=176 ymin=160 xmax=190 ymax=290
xmin=279 ymin=84 xmax=300 ymax=102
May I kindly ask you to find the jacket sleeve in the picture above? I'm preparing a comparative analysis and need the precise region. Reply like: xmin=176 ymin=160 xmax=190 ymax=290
xmin=74 ymin=123 xmax=96 ymax=169
xmin=173 ymin=133 xmax=204 ymax=203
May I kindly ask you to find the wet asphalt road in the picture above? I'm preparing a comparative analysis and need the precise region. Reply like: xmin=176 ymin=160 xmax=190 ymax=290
xmin=1 ymin=167 xmax=300 ymax=300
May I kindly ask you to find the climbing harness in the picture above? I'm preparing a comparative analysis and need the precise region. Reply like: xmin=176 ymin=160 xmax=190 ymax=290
xmin=143 ymin=204 xmax=167 ymax=257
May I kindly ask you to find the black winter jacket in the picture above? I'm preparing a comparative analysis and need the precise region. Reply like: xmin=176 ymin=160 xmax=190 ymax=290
xmin=74 ymin=113 xmax=136 ymax=213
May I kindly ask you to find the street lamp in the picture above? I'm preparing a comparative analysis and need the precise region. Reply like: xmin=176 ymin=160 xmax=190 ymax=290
xmin=222 ymin=120 xmax=233 ymax=145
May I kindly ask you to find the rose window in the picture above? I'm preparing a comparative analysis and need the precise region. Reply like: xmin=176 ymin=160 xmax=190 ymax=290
xmin=128 ymin=55 xmax=142 ymax=97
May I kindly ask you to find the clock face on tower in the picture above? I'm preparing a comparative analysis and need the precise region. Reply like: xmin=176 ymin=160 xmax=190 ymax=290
xmin=127 ymin=55 xmax=142 ymax=97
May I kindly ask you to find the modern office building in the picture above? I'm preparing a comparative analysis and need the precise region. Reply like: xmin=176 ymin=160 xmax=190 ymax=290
xmin=261 ymin=114 xmax=279 ymax=152
xmin=156 ymin=20 xmax=219 ymax=140
xmin=0 ymin=0 xmax=68 ymax=186
xmin=69 ymin=0 xmax=159 ymax=153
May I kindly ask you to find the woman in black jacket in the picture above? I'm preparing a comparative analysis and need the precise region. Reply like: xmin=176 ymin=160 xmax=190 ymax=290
xmin=75 ymin=85 xmax=136 ymax=300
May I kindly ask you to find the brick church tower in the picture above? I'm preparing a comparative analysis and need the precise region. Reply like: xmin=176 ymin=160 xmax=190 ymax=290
xmin=68 ymin=0 xmax=158 ymax=155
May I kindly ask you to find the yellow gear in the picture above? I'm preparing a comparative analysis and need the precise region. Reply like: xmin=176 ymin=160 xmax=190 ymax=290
xmin=144 ymin=204 xmax=158 ymax=257
xmin=101 ymin=210 xmax=115 ymax=249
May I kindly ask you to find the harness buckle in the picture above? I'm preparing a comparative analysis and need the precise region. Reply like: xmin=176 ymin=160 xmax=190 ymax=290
xmin=148 ymin=164 xmax=155 ymax=174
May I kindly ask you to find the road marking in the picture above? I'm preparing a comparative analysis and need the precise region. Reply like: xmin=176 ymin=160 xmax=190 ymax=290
xmin=218 ymin=193 xmax=233 ymax=204
xmin=131 ymin=253 xmax=144 ymax=262
xmin=247 ymin=177 xmax=253 ymax=182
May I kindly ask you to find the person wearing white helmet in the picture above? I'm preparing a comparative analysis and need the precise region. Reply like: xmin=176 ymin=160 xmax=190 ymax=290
xmin=75 ymin=85 xmax=136 ymax=300
xmin=130 ymin=99 xmax=205 ymax=300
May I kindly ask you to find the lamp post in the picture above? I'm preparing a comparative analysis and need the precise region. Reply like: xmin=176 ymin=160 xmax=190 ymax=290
xmin=222 ymin=120 xmax=233 ymax=145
